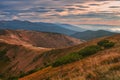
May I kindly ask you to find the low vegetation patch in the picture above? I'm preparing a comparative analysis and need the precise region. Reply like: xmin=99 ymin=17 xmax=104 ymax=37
xmin=52 ymin=40 xmax=115 ymax=67
xmin=0 ymin=49 xmax=7 ymax=57
xmin=78 ymin=45 xmax=101 ymax=57
xmin=0 ymin=49 xmax=10 ymax=62
xmin=8 ymin=77 xmax=18 ymax=80
xmin=52 ymin=52 xmax=82 ymax=67
xmin=97 ymin=40 xmax=115 ymax=49
xmin=19 ymin=67 xmax=43 ymax=78
xmin=16 ymin=65 xmax=51 ymax=79
xmin=7 ymin=67 xmax=44 ymax=80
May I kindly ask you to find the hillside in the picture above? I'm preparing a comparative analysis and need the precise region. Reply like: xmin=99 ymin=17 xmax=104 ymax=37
xmin=0 ymin=29 xmax=82 ymax=48
xmin=0 ymin=41 xmax=52 ymax=80
xmin=19 ymin=34 xmax=120 ymax=80
xmin=0 ymin=29 xmax=119 ymax=80
xmin=0 ymin=30 xmax=83 ymax=80
xmin=0 ymin=20 xmax=77 ymax=35
xmin=71 ymin=30 xmax=117 ymax=40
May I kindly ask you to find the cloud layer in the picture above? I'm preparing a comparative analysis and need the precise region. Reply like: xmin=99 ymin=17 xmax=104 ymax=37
xmin=0 ymin=0 xmax=120 ymax=27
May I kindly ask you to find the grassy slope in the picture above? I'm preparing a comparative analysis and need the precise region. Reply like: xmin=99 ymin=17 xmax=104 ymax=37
xmin=20 ymin=34 xmax=120 ymax=80
xmin=0 ymin=29 xmax=82 ymax=48
xmin=0 ymin=40 xmax=84 ymax=80
xmin=0 ymin=41 xmax=51 ymax=80
xmin=0 ymin=29 xmax=82 ymax=79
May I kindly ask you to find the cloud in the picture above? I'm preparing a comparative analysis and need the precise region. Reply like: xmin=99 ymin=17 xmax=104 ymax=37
xmin=89 ymin=3 xmax=101 ymax=6
xmin=54 ymin=9 xmax=65 ymax=12
xmin=75 ymin=5 xmax=89 ymax=8
xmin=0 ymin=0 xmax=120 ymax=28
xmin=109 ymin=6 xmax=120 ymax=8
xmin=77 ymin=24 xmax=120 ymax=32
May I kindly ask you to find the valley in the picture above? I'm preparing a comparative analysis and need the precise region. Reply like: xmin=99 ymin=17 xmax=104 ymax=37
xmin=0 ymin=29 xmax=119 ymax=80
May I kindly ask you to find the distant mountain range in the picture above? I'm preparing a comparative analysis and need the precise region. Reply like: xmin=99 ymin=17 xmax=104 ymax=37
xmin=0 ymin=20 xmax=118 ymax=41
xmin=71 ymin=30 xmax=118 ymax=40
xmin=0 ymin=20 xmax=82 ymax=35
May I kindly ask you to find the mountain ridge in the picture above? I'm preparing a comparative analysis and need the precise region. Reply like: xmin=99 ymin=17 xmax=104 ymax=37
xmin=0 ymin=20 xmax=77 ymax=35
xmin=0 ymin=29 xmax=82 ymax=48
xmin=71 ymin=30 xmax=117 ymax=40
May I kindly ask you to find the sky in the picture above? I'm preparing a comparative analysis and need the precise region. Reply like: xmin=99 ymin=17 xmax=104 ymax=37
xmin=0 ymin=0 xmax=120 ymax=31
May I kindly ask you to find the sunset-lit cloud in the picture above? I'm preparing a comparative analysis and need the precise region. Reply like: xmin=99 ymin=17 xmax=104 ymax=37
xmin=0 ymin=0 xmax=120 ymax=28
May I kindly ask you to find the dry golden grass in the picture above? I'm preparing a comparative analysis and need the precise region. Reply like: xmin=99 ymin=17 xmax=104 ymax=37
xmin=19 ymin=34 xmax=120 ymax=80
xmin=20 ymin=48 xmax=120 ymax=80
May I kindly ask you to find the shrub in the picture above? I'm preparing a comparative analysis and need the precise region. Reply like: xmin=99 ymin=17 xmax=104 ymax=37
xmin=97 ymin=40 xmax=115 ymax=49
xmin=103 ymin=42 xmax=115 ymax=48
xmin=78 ymin=45 xmax=102 ymax=57
xmin=52 ymin=53 xmax=82 ymax=67
xmin=97 ymin=40 xmax=109 ymax=46
xmin=0 ymin=49 xmax=7 ymax=57
xmin=0 ymin=74 xmax=3 ymax=78
xmin=8 ymin=77 xmax=18 ymax=80
xmin=0 ymin=49 xmax=10 ymax=62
